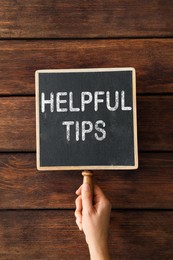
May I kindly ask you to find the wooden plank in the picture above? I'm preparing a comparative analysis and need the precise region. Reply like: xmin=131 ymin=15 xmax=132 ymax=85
xmin=0 ymin=210 xmax=173 ymax=259
xmin=0 ymin=96 xmax=173 ymax=152
xmin=0 ymin=97 xmax=35 ymax=152
xmin=0 ymin=39 xmax=173 ymax=95
xmin=0 ymin=0 xmax=173 ymax=38
xmin=0 ymin=153 xmax=173 ymax=209
xmin=138 ymin=96 xmax=173 ymax=151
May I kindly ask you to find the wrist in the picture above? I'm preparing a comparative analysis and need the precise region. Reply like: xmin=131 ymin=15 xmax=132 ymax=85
xmin=88 ymin=242 xmax=110 ymax=260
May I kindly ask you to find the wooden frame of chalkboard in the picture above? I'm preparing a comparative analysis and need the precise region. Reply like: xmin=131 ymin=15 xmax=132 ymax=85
xmin=35 ymin=68 xmax=138 ymax=170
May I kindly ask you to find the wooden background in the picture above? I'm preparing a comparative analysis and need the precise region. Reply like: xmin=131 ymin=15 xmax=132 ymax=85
xmin=0 ymin=1 xmax=173 ymax=259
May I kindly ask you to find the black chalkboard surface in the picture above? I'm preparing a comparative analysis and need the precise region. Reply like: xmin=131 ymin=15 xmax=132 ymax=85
xmin=35 ymin=68 xmax=138 ymax=170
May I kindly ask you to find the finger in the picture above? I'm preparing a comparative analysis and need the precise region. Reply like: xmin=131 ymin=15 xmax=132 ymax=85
xmin=74 ymin=209 xmax=82 ymax=223
xmin=93 ymin=185 xmax=106 ymax=205
xmin=94 ymin=184 xmax=106 ymax=197
xmin=75 ymin=185 xmax=82 ymax=195
xmin=93 ymin=185 xmax=111 ymax=213
xmin=82 ymin=183 xmax=93 ymax=213
xmin=75 ymin=195 xmax=82 ymax=211
xmin=75 ymin=195 xmax=82 ymax=223
xmin=76 ymin=219 xmax=83 ymax=231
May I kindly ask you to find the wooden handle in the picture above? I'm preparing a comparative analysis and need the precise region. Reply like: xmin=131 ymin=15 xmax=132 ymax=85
xmin=82 ymin=170 xmax=94 ymax=199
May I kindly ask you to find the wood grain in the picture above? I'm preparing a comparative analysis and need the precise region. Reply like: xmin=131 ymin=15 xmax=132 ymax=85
xmin=0 ymin=97 xmax=35 ymax=152
xmin=0 ymin=153 xmax=173 ymax=209
xmin=0 ymin=0 xmax=173 ymax=38
xmin=0 ymin=210 xmax=173 ymax=259
xmin=0 ymin=39 xmax=173 ymax=95
xmin=0 ymin=96 xmax=173 ymax=152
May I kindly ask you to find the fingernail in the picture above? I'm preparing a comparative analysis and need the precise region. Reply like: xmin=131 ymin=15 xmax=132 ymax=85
xmin=83 ymin=183 xmax=90 ymax=192
xmin=79 ymin=226 xmax=83 ymax=231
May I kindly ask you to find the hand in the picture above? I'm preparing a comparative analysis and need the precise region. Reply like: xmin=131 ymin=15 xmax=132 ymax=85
xmin=75 ymin=183 xmax=112 ymax=260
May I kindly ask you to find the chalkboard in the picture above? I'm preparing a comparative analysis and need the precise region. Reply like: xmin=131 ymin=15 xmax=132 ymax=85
xmin=35 ymin=68 xmax=138 ymax=170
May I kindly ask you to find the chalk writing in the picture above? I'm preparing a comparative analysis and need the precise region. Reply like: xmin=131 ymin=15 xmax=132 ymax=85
xmin=41 ymin=90 xmax=132 ymax=142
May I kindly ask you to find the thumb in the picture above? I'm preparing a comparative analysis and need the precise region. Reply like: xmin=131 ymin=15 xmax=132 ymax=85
xmin=82 ymin=183 xmax=93 ymax=213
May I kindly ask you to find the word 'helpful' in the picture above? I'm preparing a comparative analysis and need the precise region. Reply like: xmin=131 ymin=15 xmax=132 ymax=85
xmin=41 ymin=91 xmax=132 ymax=113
